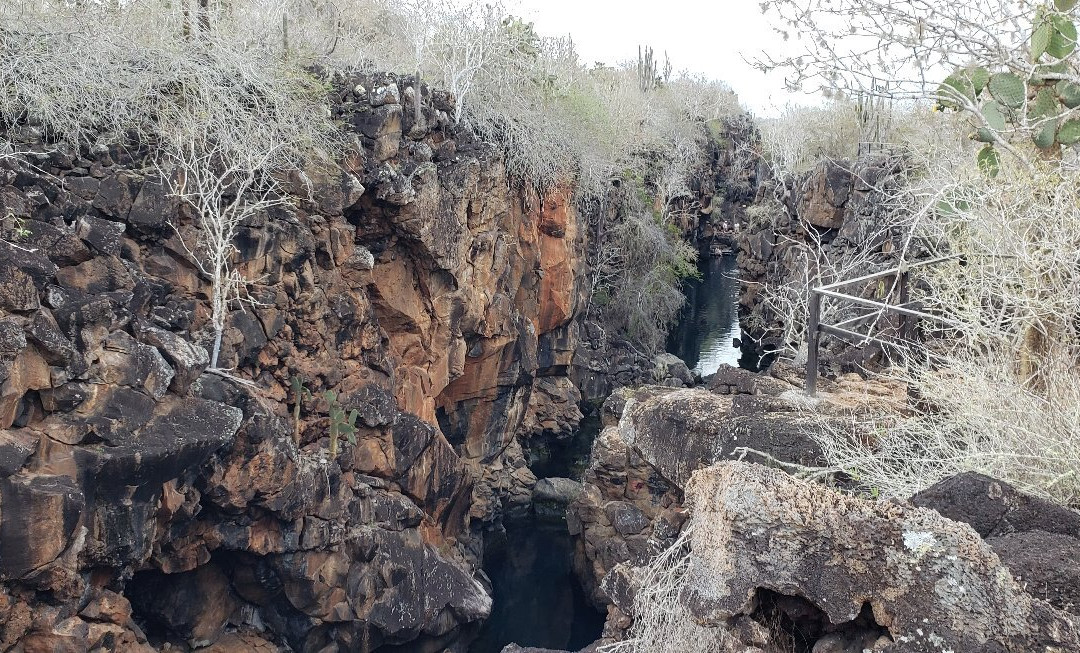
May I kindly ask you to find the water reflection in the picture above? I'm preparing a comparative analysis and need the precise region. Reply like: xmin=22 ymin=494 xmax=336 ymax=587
xmin=667 ymin=254 xmax=743 ymax=376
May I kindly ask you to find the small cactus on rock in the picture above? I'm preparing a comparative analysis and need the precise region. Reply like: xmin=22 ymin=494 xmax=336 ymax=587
xmin=323 ymin=390 xmax=358 ymax=457
xmin=290 ymin=375 xmax=312 ymax=445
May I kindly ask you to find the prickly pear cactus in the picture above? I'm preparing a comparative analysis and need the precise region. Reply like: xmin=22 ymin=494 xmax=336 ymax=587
xmin=988 ymin=73 xmax=1026 ymax=108
xmin=937 ymin=1 xmax=1080 ymax=170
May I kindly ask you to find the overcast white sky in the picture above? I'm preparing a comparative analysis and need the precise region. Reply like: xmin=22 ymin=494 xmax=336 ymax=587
xmin=514 ymin=0 xmax=814 ymax=115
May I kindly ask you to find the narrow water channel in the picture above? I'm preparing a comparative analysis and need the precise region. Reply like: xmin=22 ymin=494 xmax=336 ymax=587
xmin=469 ymin=521 xmax=605 ymax=653
xmin=667 ymin=253 xmax=744 ymax=376
xmin=469 ymin=255 xmax=753 ymax=652
xmin=469 ymin=412 xmax=605 ymax=653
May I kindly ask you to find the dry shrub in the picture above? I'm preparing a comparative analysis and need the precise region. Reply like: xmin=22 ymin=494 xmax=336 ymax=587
xmin=599 ymin=211 xmax=700 ymax=354
xmin=598 ymin=526 xmax=747 ymax=653
xmin=0 ymin=1 xmax=336 ymax=160
xmin=807 ymin=129 xmax=1080 ymax=505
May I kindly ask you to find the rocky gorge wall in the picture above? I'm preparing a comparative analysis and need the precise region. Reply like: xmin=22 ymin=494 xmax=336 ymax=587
xmin=570 ymin=115 xmax=761 ymax=400
xmin=734 ymin=152 xmax=911 ymax=369
xmin=0 ymin=72 xmax=603 ymax=652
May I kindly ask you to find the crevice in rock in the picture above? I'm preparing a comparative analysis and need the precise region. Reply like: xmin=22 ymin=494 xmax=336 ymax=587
xmin=11 ymin=390 xmax=42 ymax=428
xmin=750 ymin=589 xmax=892 ymax=653
xmin=526 ymin=401 xmax=600 ymax=482
xmin=126 ymin=560 xmax=241 ymax=648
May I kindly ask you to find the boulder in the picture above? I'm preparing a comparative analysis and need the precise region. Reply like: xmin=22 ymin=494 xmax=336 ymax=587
xmin=0 ymin=346 xmax=51 ymax=429
xmin=910 ymin=471 xmax=1080 ymax=538
xmin=371 ymin=82 xmax=401 ymax=107
xmin=604 ymin=501 xmax=649 ymax=536
xmin=797 ymin=160 xmax=852 ymax=230
xmin=681 ymin=461 xmax=1080 ymax=652
xmin=16 ymin=617 xmax=91 ymax=653
xmin=619 ymin=387 xmax=822 ymax=488
xmin=75 ymin=216 xmax=125 ymax=256
xmin=132 ymin=320 xmax=208 ymax=393
xmin=533 ymin=477 xmax=583 ymax=519
xmin=0 ymin=262 xmax=39 ymax=312
xmin=343 ymin=383 xmax=398 ymax=428
xmin=79 ymin=589 xmax=136 ymax=625
xmin=25 ymin=310 xmax=79 ymax=370
xmin=707 ymin=363 xmax=765 ymax=394
xmin=0 ymin=474 xmax=84 ymax=579
xmin=128 ymin=177 xmax=177 ymax=229
xmin=55 ymin=256 xmax=134 ymax=294
xmin=570 ymin=368 xmax=910 ymax=612
xmin=91 ymin=331 xmax=175 ymax=400
xmin=0 ymin=239 xmax=57 ymax=289
xmin=93 ymin=171 xmax=139 ymax=220
xmin=988 ymin=530 xmax=1080 ymax=614
xmin=533 ymin=477 xmax=583 ymax=505
xmin=0 ymin=428 xmax=36 ymax=476
xmin=651 ymin=353 xmax=694 ymax=387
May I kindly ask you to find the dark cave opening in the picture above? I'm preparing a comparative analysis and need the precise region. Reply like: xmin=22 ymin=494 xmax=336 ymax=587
xmin=750 ymin=589 xmax=892 ymax=653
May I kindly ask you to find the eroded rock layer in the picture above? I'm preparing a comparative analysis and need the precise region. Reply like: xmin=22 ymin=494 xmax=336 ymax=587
xmin=0 ymin=72 xmax=593 ymax=651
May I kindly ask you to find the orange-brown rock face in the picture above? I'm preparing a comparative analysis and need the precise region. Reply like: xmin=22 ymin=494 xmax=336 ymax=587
xmin=533 ymin=189 xmax=579 ymax=334
xmin=369 ymin=178 xmax=588 ymax=464
xmin=416 ymin=182 xmax=587 ymax=464
xmin=0 ymin=72 xmax=585 ymax=652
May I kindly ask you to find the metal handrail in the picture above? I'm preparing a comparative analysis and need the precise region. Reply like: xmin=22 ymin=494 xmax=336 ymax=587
xmin=805 ymin=255 xmax=961 ymax=396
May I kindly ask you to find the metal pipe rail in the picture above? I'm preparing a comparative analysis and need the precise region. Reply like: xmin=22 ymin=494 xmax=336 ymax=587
xmin=805 ymin=254 xmax=961 ymax=396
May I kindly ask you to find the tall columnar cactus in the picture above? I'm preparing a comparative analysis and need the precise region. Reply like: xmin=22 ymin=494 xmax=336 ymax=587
xmin=638 ymin=45 xmax=658 ymax=93
xmin=289 ymin=375 xmax=311 ymax=445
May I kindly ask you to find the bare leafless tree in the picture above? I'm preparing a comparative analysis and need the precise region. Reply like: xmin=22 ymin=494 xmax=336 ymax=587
xmin=755 ymin=0 xmax=1036 ymax=98
xmin=432 ymin=1 xmax=507 ymax=124
xmin=161 ymin=135 xmax=290 ymax=368
xmin=752 ymin=1 xmax=1080 ymax=504
xmin=755 ymin=1 xmax=1080 ymax=169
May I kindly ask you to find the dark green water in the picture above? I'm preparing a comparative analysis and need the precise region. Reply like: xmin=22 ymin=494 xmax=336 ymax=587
xmin=528 ymin=409 xmax=601 ymax=481
xmin=469 ymin=410 xmax=605 ymax=652
xmin=469 ymin=521 xmax=604 ymax=653
xmin=668 ymin=254 xmax=763 ymax=374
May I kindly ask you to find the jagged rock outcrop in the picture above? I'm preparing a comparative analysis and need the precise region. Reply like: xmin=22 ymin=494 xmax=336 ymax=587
xmin=0 ymin=71 xmax=591 ymax=651
xmin=571 ymin=115 xmax=758 ymax=402
xmin=569 ymin=363 xmax=911 ymax=612
xmin=571 ymin=344 xmax=705 ymax=403
xmin=691 ymin=114 xmax=761 ymax=251
xmin=581 ymin=372 xmax=1080 ymax=653
xmin=674 ymin=461 xmax=1080 ymax=652
xmin=912 ymin=472 xmax=1080 ymax=615
xmin=569 ymin=365 xmax=833 ymax=609
xmin=910 ymin=471 xmax=1080 ymax=539
xmin=736 ymin=154 xmax=911 ymax=369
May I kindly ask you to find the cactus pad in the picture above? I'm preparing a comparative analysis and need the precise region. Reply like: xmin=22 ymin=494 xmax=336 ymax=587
xmin=988 ymin=72 xmax=1027 ymax=108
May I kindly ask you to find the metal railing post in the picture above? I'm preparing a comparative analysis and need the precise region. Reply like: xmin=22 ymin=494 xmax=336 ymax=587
xmin=806 ymin=290 xmax=821 ymax=396
xmin=898 ymin=270 xmax=911 ymax=343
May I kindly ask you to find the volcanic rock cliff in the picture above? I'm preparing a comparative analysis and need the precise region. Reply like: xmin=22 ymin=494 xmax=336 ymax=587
xmin=734 ymin=153 xmax=910 ymax=368
xmin=0 ymin=72 xmax=597 ymax=652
